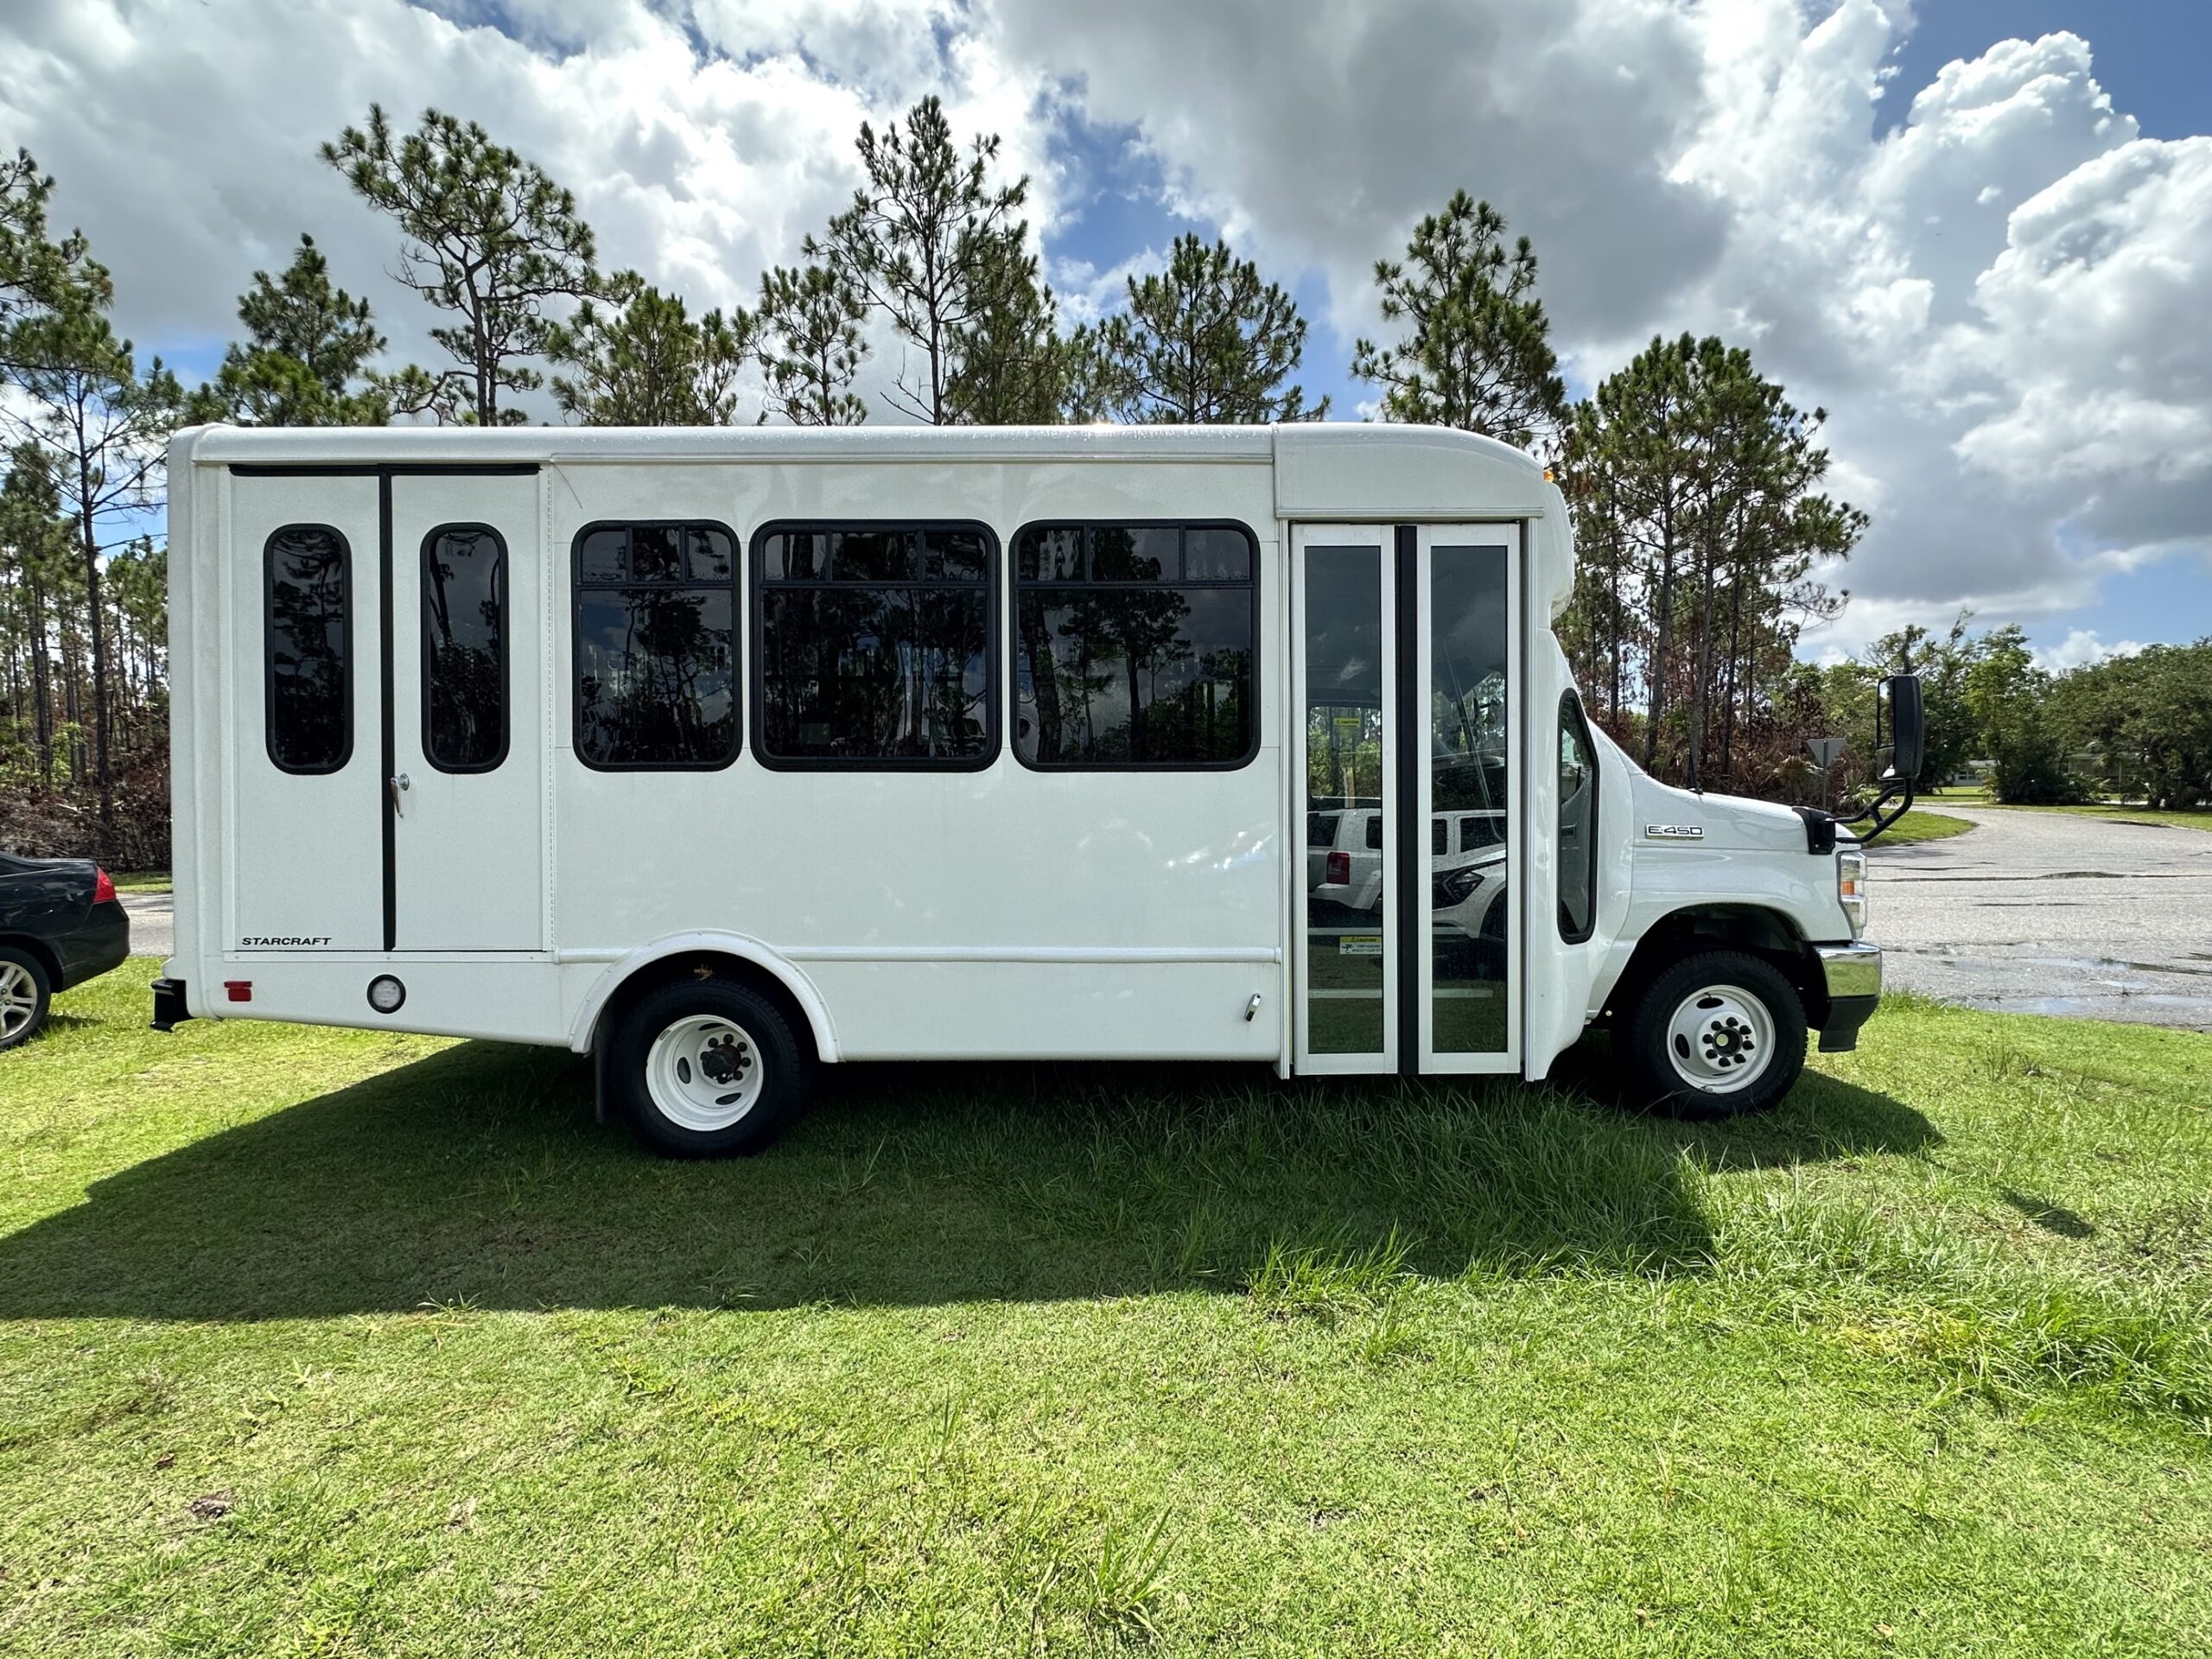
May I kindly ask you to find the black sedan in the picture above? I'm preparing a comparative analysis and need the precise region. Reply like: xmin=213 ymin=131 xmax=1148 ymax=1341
xmin=0 ymin=854 xmax=131 ymax=1049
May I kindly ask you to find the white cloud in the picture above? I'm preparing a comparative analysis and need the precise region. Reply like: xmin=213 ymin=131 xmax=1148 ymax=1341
xmin=2036 ymin=628 xmax=2145 ymax=672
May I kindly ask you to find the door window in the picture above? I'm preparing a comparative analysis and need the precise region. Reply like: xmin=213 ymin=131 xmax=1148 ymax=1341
xmin=1429 ymin=544 xmax=1510 ymax=1055
xmin=264 ymin=524 xmax=352 ymax=774
xmin=1303 ymin=544 xmax=1386 ymax=1056
xmin=423 ymin=524 xmax=507 ymax=772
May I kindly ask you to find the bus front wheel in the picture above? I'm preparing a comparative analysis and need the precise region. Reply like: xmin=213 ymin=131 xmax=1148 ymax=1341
xmin=1619 ymin=949 xmax=1807 ymax=1119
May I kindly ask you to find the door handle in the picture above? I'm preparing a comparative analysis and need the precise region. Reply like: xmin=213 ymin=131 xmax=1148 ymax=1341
xmin=389 ymin=773 xmax=411 ymax=817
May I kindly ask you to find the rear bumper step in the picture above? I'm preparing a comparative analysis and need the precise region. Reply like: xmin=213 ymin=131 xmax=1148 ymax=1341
xmin=150 ymin=977 xmax=191 ymax=1033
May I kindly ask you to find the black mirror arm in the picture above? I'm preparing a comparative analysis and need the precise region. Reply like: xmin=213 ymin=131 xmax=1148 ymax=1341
xmin=1834 ymin=775 xmax=1917 ymax=842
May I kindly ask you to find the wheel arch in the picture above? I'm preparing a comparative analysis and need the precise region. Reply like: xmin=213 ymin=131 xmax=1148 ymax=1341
xmin=0 ymin=934 xmax=62 ymax=989
xmin=1599 ymin=903 xmax=1821 ymax=1022
xmin=569 ymin=933 xmax=838 ymax=1063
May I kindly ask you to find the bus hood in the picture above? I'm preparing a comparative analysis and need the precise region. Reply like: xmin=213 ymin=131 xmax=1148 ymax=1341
xmin=1624 ymin=768 xmax=1813 ymax=855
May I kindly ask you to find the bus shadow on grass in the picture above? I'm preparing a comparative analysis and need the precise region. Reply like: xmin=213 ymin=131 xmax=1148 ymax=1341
xmin=0 ymin=1038 xmax=1937 ymax=1322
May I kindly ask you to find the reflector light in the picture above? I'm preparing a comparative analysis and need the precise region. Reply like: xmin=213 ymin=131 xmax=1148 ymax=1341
xmin=224 ymin=981 xmax=252 ymax=1003
xmin=367 ymin=975 xmax=407 ymax=1014
xmin=93 ymin=867 xmax=116 ymax=904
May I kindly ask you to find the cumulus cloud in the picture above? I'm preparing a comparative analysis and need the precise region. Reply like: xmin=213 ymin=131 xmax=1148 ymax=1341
xmin=2 ymin=0 xmax=2205 ymax=648
xmin=2037 ymin=628 xmax=2145 ymax=672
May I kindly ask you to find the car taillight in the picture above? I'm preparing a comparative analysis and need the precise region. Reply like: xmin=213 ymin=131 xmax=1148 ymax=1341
xmin=1326 ymin=851 xmax=1351 ymax=885
xmin=93 ymin=868 xmax=116 ymax=904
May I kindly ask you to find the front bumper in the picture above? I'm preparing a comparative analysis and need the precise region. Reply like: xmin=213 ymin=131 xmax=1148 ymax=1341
xmin=1812 ymin=941 xmax=1882 ymax=1052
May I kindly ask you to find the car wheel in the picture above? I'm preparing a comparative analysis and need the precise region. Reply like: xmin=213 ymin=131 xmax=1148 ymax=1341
xmin=0 ymin=947 xmax=53 ymax=1052
xmin=610 ymin=975 xmax=811 ymax=1158
xmin=1619 ymin=949 xmax=1807 ymax=1119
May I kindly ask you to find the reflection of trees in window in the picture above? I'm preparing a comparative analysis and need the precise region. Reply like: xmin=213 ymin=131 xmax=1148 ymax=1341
xmin=757 ymin=527 xmax=992 ymax=764
xmin=423 ymin=525 xmax=505 ymax=771
xmin=574 ymin=523 xmax=737 ymax=768
xmin=1014 ymin=523 xmax=1255 ymax=766
xmin=1432 ymin=550 xmax=1509 ymax=819
xmin=266 ymin=524 xmax=351 ymax=772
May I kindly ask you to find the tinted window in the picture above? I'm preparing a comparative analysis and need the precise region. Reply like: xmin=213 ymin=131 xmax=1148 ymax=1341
xmin=1307 ymin=811 xmax=1338 ymax=848
xmin=423 ymin=524 xmax=505 ymax=772
xmin=1013 ymin=522 xmax=1256 ymax=768
xmin=755 ymin=524 xmax=995 ymax=766
xmin=265 ymin=524 xmax=351 ymax=773
xmin=1560 ymin=693 xmax=1599 ymax=943
xmin=574 ymin=522 xmax=739 ymax=769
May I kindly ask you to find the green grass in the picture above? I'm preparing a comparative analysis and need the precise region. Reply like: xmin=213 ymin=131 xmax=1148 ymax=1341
xmin=107 ymin=870 xmax=172 ymax=893
xmin=1993 ymin=803 xmax=2212 ymax=833
xmin=1860 ymin=808 xmax=1974 ymax=847
xmin=1922 ymin=789 xmax=2212 ymax=833
xmin=3 ymin=964 xmax=2211 ymax=1656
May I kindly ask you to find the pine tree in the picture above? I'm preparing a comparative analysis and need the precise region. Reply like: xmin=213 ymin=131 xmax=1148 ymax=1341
xmin=322 ymin=106 xmax=613 ymax=425
xmin=547 ymin=279 xmax=755 ymax=426
xmin=809 ymin=96 xmax=1028 ymax=424
xmin=1094 ymin=234 xmax=1325 ymax=423
xmin=756 ymin=262 xmax=868 ymax=427
xmin=185 ymin=235 xmax=392 ymax=426
xmin=1352 ymin=192 xmax=1564 ymax=448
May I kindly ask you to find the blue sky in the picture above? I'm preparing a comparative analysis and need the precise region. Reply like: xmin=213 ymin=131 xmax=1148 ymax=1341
xmin=7 ymin=0 xmax=2206 ymax=669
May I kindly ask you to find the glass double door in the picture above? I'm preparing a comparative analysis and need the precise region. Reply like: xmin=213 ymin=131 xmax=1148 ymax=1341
xmin=1294 ymin=524 xmax=1519 ymax=1075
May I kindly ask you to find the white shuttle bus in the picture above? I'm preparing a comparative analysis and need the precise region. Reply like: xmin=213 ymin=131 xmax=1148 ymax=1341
xmin=154 ymin=423 xmax=1916 ymax=1156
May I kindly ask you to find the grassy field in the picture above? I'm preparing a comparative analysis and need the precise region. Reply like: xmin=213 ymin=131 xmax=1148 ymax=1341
xmin=108 ymin=870 xmax=173 ymax=893
xmin=3 ymin=963 xmax=2209 ymax=1656
xmin=1921 ymin=789 xmax=2212 ymax=834
xmin=1860 ymin=808 xmax=1974 ymax=847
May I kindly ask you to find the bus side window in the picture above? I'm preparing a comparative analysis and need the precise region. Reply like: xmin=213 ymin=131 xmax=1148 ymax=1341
xmin=1012 ymin=521 xmax=1258 ymax=769
xmin=752 ymin=523 xmax=997 ymax=768
xmin=573 ymin=521 xmax=741 ymax=770
xmin=1558 ymin=693 xmax=1599 ymax=943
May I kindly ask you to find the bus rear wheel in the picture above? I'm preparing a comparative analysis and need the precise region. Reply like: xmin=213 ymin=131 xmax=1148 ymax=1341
xmin=611 ymin=976 xmax=810 ymax=1157
xmin=1619 ymin=949 xmax=1806 ymax=1119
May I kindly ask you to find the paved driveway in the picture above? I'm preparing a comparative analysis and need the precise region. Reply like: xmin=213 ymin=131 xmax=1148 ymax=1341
xmin=1870 ymin=805 xmax=2212 ymax=1031
xmin=120 ymin=892 xmax=172 ymax=962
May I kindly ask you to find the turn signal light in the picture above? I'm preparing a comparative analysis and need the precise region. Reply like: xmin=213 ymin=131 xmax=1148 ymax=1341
xmin=93 ymin=867 xmax=116 ymax=904
xmin=1326 ymin=852 xmax=1351 ymax=885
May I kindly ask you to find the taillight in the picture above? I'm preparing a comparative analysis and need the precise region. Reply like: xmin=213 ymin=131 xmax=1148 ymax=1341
xmin=1325 ymin=851 xmax=1351 ymax=885
xmin=93 ymin=867 xmax=116 ymax=904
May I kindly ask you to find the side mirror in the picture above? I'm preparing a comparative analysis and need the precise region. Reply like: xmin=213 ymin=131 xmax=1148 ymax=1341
xmin=1878 ymin=673 xmax=1924 ymax=783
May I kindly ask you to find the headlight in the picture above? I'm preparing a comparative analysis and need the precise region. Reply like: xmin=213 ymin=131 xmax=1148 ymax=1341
xmin=1836 ymin=848 xmax=1867 ymax=937
xmin=1433 ymin=867 xmax=1484 ymax=908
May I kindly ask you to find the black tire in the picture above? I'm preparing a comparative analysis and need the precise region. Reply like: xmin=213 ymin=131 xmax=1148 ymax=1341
xmin=1618 ymin=949 xmax=1807 ymax=1120
xmin=0 ymin=945 xmax=53 ymax=1052
xmin=609 ymin=976 xmax=812 ymax=1158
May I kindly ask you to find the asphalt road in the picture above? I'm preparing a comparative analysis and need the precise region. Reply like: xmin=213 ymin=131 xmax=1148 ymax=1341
xmin=120 ymin=892 xmax=172 ymax=963
xmin=1869 ymin=804 xmax=2212 ymax=1032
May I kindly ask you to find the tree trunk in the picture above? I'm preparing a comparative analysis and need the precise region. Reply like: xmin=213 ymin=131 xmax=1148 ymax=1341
xmin=75 ymin=448 xmax=117 ymax=849
xmin=28 ymin=571 xmax=54 ymax=788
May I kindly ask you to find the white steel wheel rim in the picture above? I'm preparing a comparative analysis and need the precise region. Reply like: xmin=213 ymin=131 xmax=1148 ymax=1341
xmin=1664 ymin=983 xmax=1777 ymax=1095
xmin=0 ymin=962 xmax=37 ymax=1041
xmin=645 ymin=1014 xmax=766 ymax=1131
